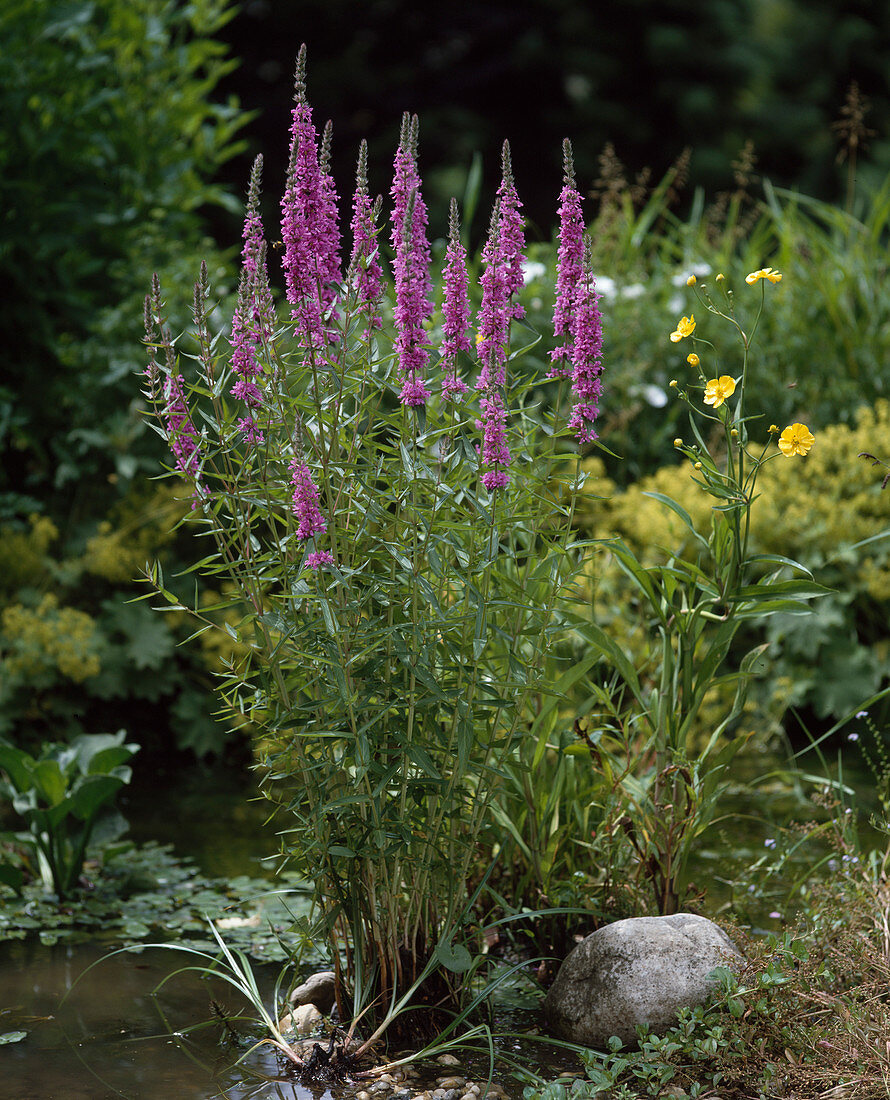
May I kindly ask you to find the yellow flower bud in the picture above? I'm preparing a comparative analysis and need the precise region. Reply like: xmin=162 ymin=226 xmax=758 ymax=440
xmin=687 ymin=353 xmax=700 ymax=367
xmin=673 ymin=438 xmax=683 ymax=448
xmin=731 ymin=428 xmax=739 ymax=438
xmin=694 ymin=461 xmax=703 ymax=470
xmin=686 ymin=274 xmax=697 ymax=287
xmin=716 ymin=273 xmax=725 ymax=283
xmin=769 ymin=424 xmax=779 ymax=434
xmin=669 ymin=379 xmax=678 ymax=388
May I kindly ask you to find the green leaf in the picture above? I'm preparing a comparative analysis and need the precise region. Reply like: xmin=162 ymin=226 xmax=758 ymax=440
xmin=69 ymin=775 xmax=125 ymax=821
xmin=434 ymin=937 xmax=474 ymax=974
xmin=31 ymin=760 xmax=67 ymax=807
xmin=0 ymin=1031 xmax=27 ymax=1045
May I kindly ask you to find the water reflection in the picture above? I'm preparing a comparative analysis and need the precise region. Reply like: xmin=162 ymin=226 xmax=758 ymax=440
xmin=1 ymin=939 xmax=311 ymax=1099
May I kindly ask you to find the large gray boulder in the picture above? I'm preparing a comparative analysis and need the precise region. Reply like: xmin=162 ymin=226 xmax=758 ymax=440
xmin=543 ymin=913 xmax=742 ymax=1049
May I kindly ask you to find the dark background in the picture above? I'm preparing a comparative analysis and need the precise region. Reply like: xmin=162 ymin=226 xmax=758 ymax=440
xmin=214 ymin=0 xmax=890 ymax=242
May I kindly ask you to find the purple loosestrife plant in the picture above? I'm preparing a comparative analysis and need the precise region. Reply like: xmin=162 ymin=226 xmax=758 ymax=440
xmin=142 ymin=46 xmax=609 ymax=1047
xmin=550 ymin=139 xmax=585 ymax=379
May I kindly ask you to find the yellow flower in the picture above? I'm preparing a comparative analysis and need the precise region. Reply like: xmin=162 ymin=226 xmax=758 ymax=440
xmin=686 ymin=353 xmax=700 ymax=367
xmin=673 ymin=438 xmax=683 ymax=448
xmin=746 ymin=267 xmax=783 ymax=285
xmin=669 ymin=379 xmax=678 ymax=388
xmin=778 ymin=422 xmax=815 ymax=457
xmin=670 ymin=315 xmax=696 ymax=342
xmin=703 ymin=375 xmax=736 ymax=408
xmin=686 ymin=274 xmax=697 ymax=287
xmin=694 ymin=461 xmax=703 ymax=470
xmin=716 ymin=273 xmax=725 ymax=283
xmin=769 ymin=424 xmax=779 ymax=434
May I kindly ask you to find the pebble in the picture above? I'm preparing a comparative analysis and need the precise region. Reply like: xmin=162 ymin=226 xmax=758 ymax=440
xmin=436 ymin=1054 xmax=461 ymax=1066
xmin=356 ymin=1093 xmax=371 ymax=1100
xmin=436 ymin=1077 xmax=466 ymax=1089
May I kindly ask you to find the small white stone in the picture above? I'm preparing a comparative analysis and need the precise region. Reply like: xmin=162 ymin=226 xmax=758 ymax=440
xmin=436 ymin=1054 xmax=461 ymax=1066
xmin=356 ymin=1091 xmax=371 ymax=1100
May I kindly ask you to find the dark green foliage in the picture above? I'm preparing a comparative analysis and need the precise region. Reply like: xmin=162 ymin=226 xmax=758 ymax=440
xmin=0 ymin=0 xmax=251 ymax=759
xmin=0 ymin=0 xmax=246 ymax=506
xmin=0 ymin=731 xmax=138 ymax=898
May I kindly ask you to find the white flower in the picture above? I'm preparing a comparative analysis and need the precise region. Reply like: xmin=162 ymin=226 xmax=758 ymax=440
xmin=521 ymin=260 xmax=547 ymax=284
xmin=594 ymin=275 xmax=618 ymax=300
xmin=631 ymin=383 xmax=668 ymax=408
xmin=620 ymin=282 xmax=645 ymax=300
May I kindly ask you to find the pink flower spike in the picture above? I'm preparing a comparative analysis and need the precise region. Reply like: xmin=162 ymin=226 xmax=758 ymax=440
xmin=479 ymin=392 xmax=511 ymax=491
xmin=349 ymin=139 xmax=384 ymax=337
xmin=390 ymin=114 xmax=432 ymax=405
xmin=441 ymin=198 xmax=471 ymax=401
xmin=496 ymin=141 xmax=526 ymax=320
xmin=230 ymin=155 xmax=274 ymax=443
xmin=568 ymin=252 xmax=604 ymax=445
xmin=550 ymin=139 xmax=585 ymax=379
xmin=280 ymin=46 xmax=341 ymax=352
xmin=163 ymin=372 xmax=202 ymax=482
xmin=290 ymin=459 xmax=328 ymax=540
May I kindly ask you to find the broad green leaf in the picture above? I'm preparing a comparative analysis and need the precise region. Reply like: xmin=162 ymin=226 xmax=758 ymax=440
xmin=434 ymin=937 xmax=475 ymax=974
xmin=69 ymin=775 xmax=125 ymax=821
xmin=32 ymin=761 xmax=67 ymax=807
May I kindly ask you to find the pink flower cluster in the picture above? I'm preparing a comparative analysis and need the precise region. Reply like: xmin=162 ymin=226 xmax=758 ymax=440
xmin=549 ymin=140 xmax=604 ymax=443
xmin=391 ymin=113 xmax=433 ymax=406
xmin=476 ymin=143 xmax=526 ymax=491
xmin=550 ymin=140 xmax=585 ymax=379
xmin=163 ymin=372 xmax=202 ymax=483
xmin=231 ymin=155 xmax=276 ymax=444
xmin=440 ymin=199 xmax=471 ymax=401
xmin=349 ymin=140 xmax=384 ymax=339
xmin=280 ymin=47 xmax=341 ymax=354
xmin=290 ymin=459 xmax=328 ymax=540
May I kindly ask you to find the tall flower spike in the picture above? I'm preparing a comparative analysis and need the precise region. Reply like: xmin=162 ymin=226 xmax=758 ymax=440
xmin=390 ymin=114 xmax=431 ymax=405
xmin=476 ymin=200 xmax=513 ymax=491
xmin=568 ymin=239 xmax=604 ymax=445
xmin=231 ymin=155 xmax=274 ymax=443
xmin=476 ymin=202 xmax=509 ymax=391
xmin=441 ymin=199 xmax=471 ymax=401
xmin=349 ymin=139 xmax=384 ymax=338
xmin=550 ymin=139 xmax=585 ymax=379
xmin=280 ymin=46 xmax=341 ymax=352
xmin=497 ymin=141 xmax=526 ymax=320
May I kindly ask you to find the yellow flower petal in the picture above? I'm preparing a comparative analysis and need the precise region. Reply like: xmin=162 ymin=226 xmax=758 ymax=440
xmin=778 ymin=422 xmax=815 ymax=457
xmin=703 ymin=375 xmax=736 ymax=409
xmin=746 ymin=267 xmax=783 ymax=285
xmin=670 ymin=314 xmax=696 ymax=342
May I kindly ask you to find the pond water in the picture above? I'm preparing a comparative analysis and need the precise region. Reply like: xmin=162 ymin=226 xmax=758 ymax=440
xmin=1 ymin=937 xmax=299 ymax=1100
